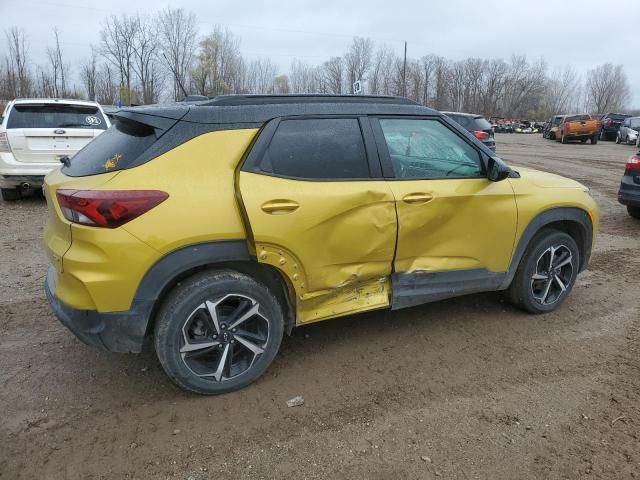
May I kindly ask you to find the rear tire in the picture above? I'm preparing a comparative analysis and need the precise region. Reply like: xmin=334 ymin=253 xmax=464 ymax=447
xmin=1 ymin=188 xmax=20 ymax=201
xmin=628 ymin=206 xmax=640 ymax=219
xmin=154 ymin=270 xmax=284 ymax=395
xmin=507 ymin=229 xmax=580 ymax=314
xmin=561 ymin=133 xmax=568 ymax=144
xmin=615 ymin=133 xmax=621 ymax=144
xmin=591 ymin=135 xmax=598 ymax=145
xmin=599 ymin=130 xmax=606 ymax=141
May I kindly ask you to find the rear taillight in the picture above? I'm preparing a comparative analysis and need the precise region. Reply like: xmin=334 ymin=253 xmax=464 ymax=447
xmin=56 ymin=189 xmax=168 ymax=228
xmin=0 ymin=132 xmax=11 ymax=152
xmin=473 ymin=130 xmax=489 ymax=141
xmin=605 ymin=118 xmax=613 ymax=128
xmin=625 ymin=154 xmax=640 ymax=172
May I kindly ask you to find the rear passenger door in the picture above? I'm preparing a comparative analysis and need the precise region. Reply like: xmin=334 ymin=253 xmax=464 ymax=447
xmin=238 ymin=117 xmax=397 ymax=319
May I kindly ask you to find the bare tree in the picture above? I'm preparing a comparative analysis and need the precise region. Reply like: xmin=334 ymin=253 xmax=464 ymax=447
xmin=271 ymin=74 xmax=290 ymax=94
xmin=585 ymin=63 xmax=630 ymax=114
xmin=368 ymin=46 xmax=394 ymax=95
xmin=80 ymin=50 xmax=98 ymax=101
xmin=3 ymin=27 xmax=32 ymax=97
xmin=157 ymin=7 xmax=197 ymax=100
xmin=344 ymin=37 xmax=373 ymax=93
xmin=99 ymin=14 xmax=139 ymax=104
xmin=246 ymin=58 xmax=277 ymax=93
xmin=322 ymin=56 xmax=344 ymax=94
xmin=191 ymin=27 xmax=243 ymax=96
xmin=131 ymin=16 xmax=163 ymax=104
xmin=95 ymin=63 xmax=118 ymax=105
xmin=45 ymin=27 xmax=68 ymax=97
xmin=544 ymin=66 xmax=581 ymax=116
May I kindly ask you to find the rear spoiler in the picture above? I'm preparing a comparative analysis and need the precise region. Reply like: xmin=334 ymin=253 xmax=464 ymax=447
xmin=113 ymin=105 xmax=190 ymax=135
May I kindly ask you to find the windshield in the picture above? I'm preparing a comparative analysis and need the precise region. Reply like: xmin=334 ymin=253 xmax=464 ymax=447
xmin=630 ymin=118 xmax=640 ymax=129
xmin=7 ymin=104 xmax=107 ymax=130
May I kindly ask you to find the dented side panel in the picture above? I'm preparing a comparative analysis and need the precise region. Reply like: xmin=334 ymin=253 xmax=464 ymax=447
xmin=238 ymin=172 xmax=397 ymax=322
xmin=388 ymin=178 xmax=518 ymax=273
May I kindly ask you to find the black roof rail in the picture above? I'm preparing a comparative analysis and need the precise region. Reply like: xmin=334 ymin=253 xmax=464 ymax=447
xmin=201 ymin=94 xmax=418 ymax=107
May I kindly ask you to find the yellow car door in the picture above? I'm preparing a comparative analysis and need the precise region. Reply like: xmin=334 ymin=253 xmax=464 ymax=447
xmin=238 ymin=117 xmax=397 ymax=323
xmin=372 ymin=117 xmax=518 ymax=309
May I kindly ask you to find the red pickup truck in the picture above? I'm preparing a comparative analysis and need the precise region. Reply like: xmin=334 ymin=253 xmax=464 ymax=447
xmin=557 ymin=114 xmax=601 ymax=144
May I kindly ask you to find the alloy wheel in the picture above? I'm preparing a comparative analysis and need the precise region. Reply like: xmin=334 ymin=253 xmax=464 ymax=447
xmin=530 ymin=245 xmax=574 ymax=306
xmin=179 ymin=294 xmax=269 ymax=382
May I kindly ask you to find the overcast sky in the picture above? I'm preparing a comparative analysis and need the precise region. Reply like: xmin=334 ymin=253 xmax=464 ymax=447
xmin=1 ymin=0 xmax=638 ymax=107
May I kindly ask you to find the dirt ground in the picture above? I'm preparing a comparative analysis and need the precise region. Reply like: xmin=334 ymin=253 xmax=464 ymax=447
xmin=1 ymin=133 xmax=639 ymax=480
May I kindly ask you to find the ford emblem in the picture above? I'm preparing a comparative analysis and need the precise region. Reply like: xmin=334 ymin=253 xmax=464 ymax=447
xmin=54 ymin=129 xmax=66 ymax=135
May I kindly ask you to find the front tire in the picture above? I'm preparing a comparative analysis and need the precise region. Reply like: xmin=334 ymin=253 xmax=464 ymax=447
xmin=561 ymin=133 xmax=568 ymax=144
xmin=591 ymin=135 xmax=598 ymax=145
xmin=507 ymin=230 xmax=580 ymax=314
xmin=154 ymin=270 xmax=284 ymax=395
xmin=615 ymin=133 xmax=621 ymax=144
xmin=628 ymin=206 xmax=640 ymax=219
xmin=1 ymin=188 xmax=21 ymax=201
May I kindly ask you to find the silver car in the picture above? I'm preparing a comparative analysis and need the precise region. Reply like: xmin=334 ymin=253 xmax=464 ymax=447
xmin=616 ymin=116 xmax=640 ymax=145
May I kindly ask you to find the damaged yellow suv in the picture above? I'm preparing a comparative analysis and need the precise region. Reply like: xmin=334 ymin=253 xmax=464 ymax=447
xmin=44 ymin=95 xmax=599 ymax=394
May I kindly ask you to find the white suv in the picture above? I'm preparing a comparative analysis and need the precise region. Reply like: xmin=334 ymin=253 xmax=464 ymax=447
xmin=0 ymin=98 xmax=110 ymax=201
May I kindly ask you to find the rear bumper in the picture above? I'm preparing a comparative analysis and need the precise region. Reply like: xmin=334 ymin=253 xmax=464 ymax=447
xmin=0 ymin=174 xmax=45 ymax=188
xmin=618 ymin=176 xmax=640 ymax=207
xmin=45 ymin=266 xmax=152 ymax=353
xmin=0 ymin=152 xmax=59 ymax=187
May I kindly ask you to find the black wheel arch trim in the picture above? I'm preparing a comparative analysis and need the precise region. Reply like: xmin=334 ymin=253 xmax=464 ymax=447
xmin=500 ymin=206 xmax=593 ymax=290
xmin=134 ymin=240 xmax=296 ymax=338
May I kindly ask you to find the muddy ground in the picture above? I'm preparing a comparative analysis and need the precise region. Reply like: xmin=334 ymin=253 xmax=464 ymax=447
xmin=1 ymin=134 xmax=639 ymax=479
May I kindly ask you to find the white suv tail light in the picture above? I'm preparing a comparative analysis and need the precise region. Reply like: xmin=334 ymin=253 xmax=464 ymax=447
xmin=0 ymin=132 xmax=11 ymax=152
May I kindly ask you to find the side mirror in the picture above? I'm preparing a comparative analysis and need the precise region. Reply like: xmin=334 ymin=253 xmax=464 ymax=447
xmin=487 ymin=157 xmax=511 ymax=182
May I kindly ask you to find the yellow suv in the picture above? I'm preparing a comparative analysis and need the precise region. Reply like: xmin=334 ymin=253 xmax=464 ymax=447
xmin=44 ymin=95 xmax=599 ymax=394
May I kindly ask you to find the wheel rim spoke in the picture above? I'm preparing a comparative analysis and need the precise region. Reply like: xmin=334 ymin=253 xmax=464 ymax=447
xmin=541 ymin=279 xmax=553 ymax=304
xmin=554 ymin=274 xmax=567 ymax=292
xmin=228 ymin=302 xmax=260 ymax=330
xmin=235 ymin=328 xmax=266 ymax=343
xmin=234 ymin=334 xmax=265 ymax=355
xmin=204 ymin=300 xmax=221 ymax=334
xmin=554 ymin=255 xmax=572 ymax=269
xmin=531 ymin=244 xmax=574 ymax=306
xmin=180 ymin=340 xmax=220 ymax=353
xmin=179 ymin=293 xmax=269 ymax=383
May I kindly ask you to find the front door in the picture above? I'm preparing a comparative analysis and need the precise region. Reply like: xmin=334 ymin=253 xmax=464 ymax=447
xmin=239 ymin=117 xmax=397 ymax=322
xmin=373 ymin=117 xmax=518 ymax=307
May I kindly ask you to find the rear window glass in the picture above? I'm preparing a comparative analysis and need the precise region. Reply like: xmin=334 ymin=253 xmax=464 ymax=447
xmin=62 ymin=119 xmax=156 ymax=177
xmin=608 ymin=114 xmax=630 ymax=120
xmin=472 ymin=117 xmax=492 ymax=130
xmin=566 ymin=115 xmax=591 ymax=122
xmin=260 ymin=118 xmax=370 ymax=179
xmin=7 ymin=104 xmax=107 ymax=130
xmin=446 ymin=115 xmax=471 ymax=129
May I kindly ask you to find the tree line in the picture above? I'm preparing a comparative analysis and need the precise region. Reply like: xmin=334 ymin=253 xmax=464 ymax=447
xmin=0 ymin=7 xmax=633 ymax=119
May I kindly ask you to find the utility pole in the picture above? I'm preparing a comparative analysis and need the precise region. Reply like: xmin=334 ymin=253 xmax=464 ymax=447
xmin=402 ymin=41 xmax=407 ymax=97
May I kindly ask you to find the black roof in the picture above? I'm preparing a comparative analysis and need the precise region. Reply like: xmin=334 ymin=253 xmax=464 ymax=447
xmin=115 ymin=94 xmax=439 ymax=126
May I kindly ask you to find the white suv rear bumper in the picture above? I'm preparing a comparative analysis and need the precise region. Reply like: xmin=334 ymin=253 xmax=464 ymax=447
xmin=0 ymin=152 xmax=60 ymax=188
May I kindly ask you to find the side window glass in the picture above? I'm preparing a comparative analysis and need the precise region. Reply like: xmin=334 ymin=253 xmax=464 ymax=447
xmin=261 ymin=118 xmax=370 ymax=179
xmin=379 ymin=119 xmax=483 ymax=179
